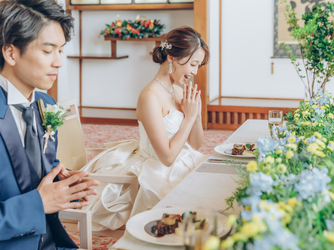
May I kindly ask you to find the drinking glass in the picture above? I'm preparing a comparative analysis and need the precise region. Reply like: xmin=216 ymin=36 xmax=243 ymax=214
xmin=183 ymin=208 xmax=215 ymax=250
xmin=268 ymin=110 xmax=283 ymax=138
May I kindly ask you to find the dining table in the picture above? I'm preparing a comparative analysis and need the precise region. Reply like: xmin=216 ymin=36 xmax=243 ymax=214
xmin=110 ymin=119 xmax=270 ymax=250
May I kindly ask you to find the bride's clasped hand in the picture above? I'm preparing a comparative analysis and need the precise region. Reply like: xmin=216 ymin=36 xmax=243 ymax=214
xmin=180 ymin=82 xmax=202 ymax=123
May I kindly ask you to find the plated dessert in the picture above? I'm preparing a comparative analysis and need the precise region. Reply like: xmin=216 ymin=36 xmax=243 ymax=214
xmin=231 ymin=143 xmax=255 ymax=156
xmin=145 ymin=211 xmax=206 ymax=238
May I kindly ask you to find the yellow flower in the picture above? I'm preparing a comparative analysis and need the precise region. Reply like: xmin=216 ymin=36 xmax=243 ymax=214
xmin=327 ymin=145 xmax=334 ymax=151
xmin=322 ymin=137 xmax=327 ymax=142
xmin=305 ymin=102 xmax=309 ymax=105
xmin=247 ymin=161 xmax=258 ymax=172
xmin=220 ymin=237 xmax=235 ymax=249
xmin=286 ymin=150 xmax=294 ymax=159
xmin=302 ymin=111 xmax=308 ymax=118
xmin=307 ymin=143 xmax=318 ymax=153
xmin=324 ymin=231 xmax=334 ymax=243
xmin=281 ymin=213 xmax=292 ymax=225
xmin=312 ymin=122 xmax=318 ymax=127
xmin=245 ymin=206 xmax=251 ymax=211
xmin=315 ymin=150 xmax=326 ymax=158
xmin=315 ymin=97 xmax=320 ymax=100
xmin=312 ymin=104 xmax=318 ymax=109
xmin=294 ymin=114 xmax=300 ymax=118
xmin=288 ymin=137 xmax=296 ymax=143
xmin=278 ymin=201 xmax=286 ymax=209
xmin=314 ymin=132 xmax=322 ymax=139
xmin=202 ymin=236 xmax=220 ymax=250
xmin=329 ymin=141 xmax=334 ymax=146
xmin=303 ymin=121 xmax=311 ymax=126
xmin=262 ymin=164 xmax=272 ymax=172
xmin=265 ymin=156 xmax=274 ymax=164
xmin=240 ymin=223 xmax=260 ymax=238
xmin=328 ymin=113 xmax=334 ymax=119
xmin=305 ymin=99 xmax=309 ymax=102
xmin=252 ymin=215 xmax=262 ymax=222
xmin=288 ymin=197 xmax=301 ymax=209
xmin=276 ymin=157 xmax=282 ymax=163
xmin=316 ymin=140 xmax=325 ymax=148
xmin=303 ymin=139 xmax=308 ymax=144
xmin=277 ymin=164 xmax=287 ymax=174
xmin=287 ymin=144 xmax=297 ymax=151
xmin=232 ymin=232 xmax=247 ymax=242
xmin=226 ymin=215 xmax=238 ymax=227
xmin=327 ymin=191 xmax=334 ymax=201
xmin=259 ymin=200 xmax=274 ymax=211
xmin=275 ymin=149 xmax=283 ymax=154
xmin=285 ymin=205 xmax=293 ymax=214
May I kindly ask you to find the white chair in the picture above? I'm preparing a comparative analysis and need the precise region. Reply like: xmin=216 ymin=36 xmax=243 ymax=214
xmin=57 ymin=99 xmax=139 ymax=250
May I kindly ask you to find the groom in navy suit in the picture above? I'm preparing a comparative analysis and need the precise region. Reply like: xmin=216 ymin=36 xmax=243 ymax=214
xmin=0 ymin=1 xmax=99 ymax=249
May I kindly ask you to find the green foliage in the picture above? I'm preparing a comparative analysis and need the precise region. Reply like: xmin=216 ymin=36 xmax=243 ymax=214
xmin=222 ymin=92 xmax=334 ymax=249
xmin=42 ymin=110 xmax=65 ymax=132
xmin=101 ymin=16 xmax=165 ymax=40
xmin=282 ymin=0 xmax=334 ymax=98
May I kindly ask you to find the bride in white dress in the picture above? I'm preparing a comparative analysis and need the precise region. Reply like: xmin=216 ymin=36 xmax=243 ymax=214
xmin=81 ymin=26 xmax=210 ymax=231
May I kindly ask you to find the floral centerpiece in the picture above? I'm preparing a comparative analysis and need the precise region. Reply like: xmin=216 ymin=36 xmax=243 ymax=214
xmin=282 ymin=1 xmax=334 ymax=99
xmin=101 ymin=15 xmax=165 ymax=40
xmin=216 ymin=91 xmax=334 ymax=250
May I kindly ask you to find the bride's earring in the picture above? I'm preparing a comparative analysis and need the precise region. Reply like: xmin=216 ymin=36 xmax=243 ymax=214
xmin=168 ymin=61 xmax=173 ymax=74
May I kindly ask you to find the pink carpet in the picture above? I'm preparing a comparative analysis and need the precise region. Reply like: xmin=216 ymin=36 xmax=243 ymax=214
xmin=72 ymin=124 xmax=233 ymax=249
xmin=82 ymin=124 xmax=233 ymax=155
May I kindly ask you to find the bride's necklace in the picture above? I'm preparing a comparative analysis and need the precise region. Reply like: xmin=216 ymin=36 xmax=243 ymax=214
xmin=154 ymin=77 xmax=175 ymax=100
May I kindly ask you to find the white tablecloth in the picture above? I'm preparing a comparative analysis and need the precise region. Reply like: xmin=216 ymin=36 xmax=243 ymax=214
xmin=111 ymin=119 xmax=270 ymax=250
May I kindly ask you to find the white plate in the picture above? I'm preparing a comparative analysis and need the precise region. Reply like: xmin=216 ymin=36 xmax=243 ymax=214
xmin=126 ymin=207 xmax=229 ymax=246
xmin=214 ymin=143 xmax=256 ymax=158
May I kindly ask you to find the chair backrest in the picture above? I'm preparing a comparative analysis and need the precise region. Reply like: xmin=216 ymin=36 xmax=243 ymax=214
xmin=57 ymin=99 xmax=87 ymax=171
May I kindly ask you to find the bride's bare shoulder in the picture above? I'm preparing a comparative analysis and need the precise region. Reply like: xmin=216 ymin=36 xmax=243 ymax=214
xmin=137 ymin=84 xmax=161 ymax=108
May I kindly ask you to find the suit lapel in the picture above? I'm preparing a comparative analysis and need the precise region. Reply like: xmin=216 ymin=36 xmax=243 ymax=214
xmin=33 ymin=101 xmax=55 ymax=176
xmin=0 ymin=90 xmax=33 ymax=193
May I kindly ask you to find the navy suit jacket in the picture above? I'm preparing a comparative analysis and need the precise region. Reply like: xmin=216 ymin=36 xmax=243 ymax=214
xmin=0 ymin=88 xmax=77 ymax=250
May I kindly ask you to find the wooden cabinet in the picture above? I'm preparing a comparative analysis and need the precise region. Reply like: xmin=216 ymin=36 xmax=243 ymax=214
xmin=66 ymin=0 xmax=193 ymax=11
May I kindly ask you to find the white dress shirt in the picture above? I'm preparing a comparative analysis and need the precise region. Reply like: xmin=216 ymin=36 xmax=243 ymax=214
xmin=0 ymin=74 xmax=38 ymax=147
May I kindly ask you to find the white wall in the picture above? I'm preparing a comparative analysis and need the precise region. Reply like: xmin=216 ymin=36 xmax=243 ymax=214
xmin=208 ymin=0 xmax=334 ymax=100
xmin=57 ymin=0 xmax=329 ymax=112
xmin=57 ymin=0 xmax=194 ymax=109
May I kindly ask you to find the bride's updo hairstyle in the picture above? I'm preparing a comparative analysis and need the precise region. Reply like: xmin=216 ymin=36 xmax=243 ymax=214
xmin=152 ymin=26 xmax=210 ymax=66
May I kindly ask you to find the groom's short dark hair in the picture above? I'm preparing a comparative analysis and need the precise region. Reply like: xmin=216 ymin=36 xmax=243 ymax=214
xmin=0 ymin=0 xmax=74 ymax=70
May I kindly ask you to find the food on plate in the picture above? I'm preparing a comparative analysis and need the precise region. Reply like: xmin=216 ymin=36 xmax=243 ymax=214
xmin=232 ymin=144 xmax=244 ymax=155
xmin=146 ymin=211 xmax=206 ymax=238
xmin=156 ymin=213 xmax=179 ymax=235
xmin=232 ymin=143 xmax=255 ymax=156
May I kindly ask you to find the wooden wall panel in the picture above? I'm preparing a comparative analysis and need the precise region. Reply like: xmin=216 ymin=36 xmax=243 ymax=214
xmin=207 ymin=105 xmax=294 ymax=130
xmin=194 ymin=0 xmax=208 ymax=129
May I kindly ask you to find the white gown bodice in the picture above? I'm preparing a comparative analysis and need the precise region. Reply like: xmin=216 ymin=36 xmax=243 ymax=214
xmin=137 ymin=109 xmax=184 ymax=160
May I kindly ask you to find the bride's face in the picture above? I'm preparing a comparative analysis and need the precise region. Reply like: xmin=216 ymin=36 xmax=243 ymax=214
xmin=170 ymin=47 xmax=205 ymax=85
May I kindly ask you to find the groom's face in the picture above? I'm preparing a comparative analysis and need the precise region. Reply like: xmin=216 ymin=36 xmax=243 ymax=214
xmin=12 ymin=21 xmax=66 ymax=93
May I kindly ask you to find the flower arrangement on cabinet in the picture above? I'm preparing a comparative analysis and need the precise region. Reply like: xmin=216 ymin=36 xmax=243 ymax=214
xmin=102 ymin=15 xmax=165 ymax=40
xmin=282 ymin=1 xmax=334 ymax=99
xmin=218 ymin=91 xmax=334 ymax=250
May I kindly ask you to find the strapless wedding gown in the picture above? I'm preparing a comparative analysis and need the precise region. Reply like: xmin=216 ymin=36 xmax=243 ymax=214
xmin=80 ymin=109 xmax=207 ymax=231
